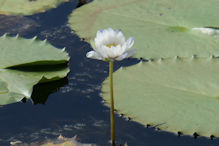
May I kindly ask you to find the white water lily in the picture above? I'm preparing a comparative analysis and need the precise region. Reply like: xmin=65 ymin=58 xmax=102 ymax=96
xmin=86 ymin=28 xmax=137 ymax=145
xmin=86 ymin=28 xmax=136 ymax=61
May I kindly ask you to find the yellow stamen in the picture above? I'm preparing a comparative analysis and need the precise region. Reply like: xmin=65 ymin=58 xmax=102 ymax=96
xmin=106 ymin=43 xmax=117 ymax=48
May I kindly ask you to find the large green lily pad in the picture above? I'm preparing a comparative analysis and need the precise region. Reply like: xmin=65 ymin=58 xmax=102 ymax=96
xmin=102 ymin=57 xmax=219 ymax=137
xmin=0 ymin=0 xmax=69 ymax=15
xmin=0 ymin=35 xmax=69 ymax=105
xmin=69 ymin=0 xmax=219 ymax=59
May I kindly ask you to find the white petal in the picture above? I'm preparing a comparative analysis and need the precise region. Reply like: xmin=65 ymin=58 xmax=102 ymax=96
xmin=109 ymin=45 xmax=124 ymax=58
xmin=115 ymin=49 xmax=137 ymax=61
xmin=105 ymin=28 xmax=124 ymax=45
xmin=106 ymin=28 xmax=116 ymax=37
xmin=95 ymin=29 xmax=112 ymax=47
xmin=125 ymin=49 xmax=137 ymax=57
xmin=115 ymin=30 xmax=125 ymax=44
xmin=96 ymin=29 xmax=104 ymax=38
xmin=101 ymin=45 xmax=114 ymax=58
xmin=104 ymin=28 xmax=117 ymax=44
xmin=114 ymin=44 xmax=125 ymax=56
xmin=126 ymin=37 xmax=134 ymax=49
xmin=86 ymin=51 xmax=104 ymax=60
xmin=96 ymin=46 xmax=108 ymax=59
xmin=94 ymin=37 xmax=102 ymax=49
xmin=93 ymin=39 xmax=106 ymax=57
xmin=111 ymin=45 xmax=122 ymax=57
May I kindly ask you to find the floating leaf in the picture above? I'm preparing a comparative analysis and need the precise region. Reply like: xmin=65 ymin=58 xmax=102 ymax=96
xmin=0 ymin=36 xmax=69 ymax=105
xmin=102 ymin=57 xmax=219 ymax=137
xmin=0 ymin=0 xmax=69 ymax=15
xmin=69 ymin=0 xmax=219 ymax=59
xmin=0 ymin=35 xmax=69 ymax=68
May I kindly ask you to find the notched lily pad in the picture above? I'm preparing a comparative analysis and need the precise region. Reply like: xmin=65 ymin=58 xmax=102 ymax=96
xmin=102 ymin=57 xmax=219 ymax=138
xmin=69 ymin=0 xmax=219 ymax=59
xmin=0 ymin=36 xmax=69 ymax=105
xmin=0 ymin=34 xmax=69 ymax=68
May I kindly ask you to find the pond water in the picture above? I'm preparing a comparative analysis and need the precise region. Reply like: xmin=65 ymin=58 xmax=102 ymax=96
xmin=0 ymin=0 xmax=219 ymax=146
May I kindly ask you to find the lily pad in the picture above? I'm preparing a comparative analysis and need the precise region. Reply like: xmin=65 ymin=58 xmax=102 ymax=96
xmin=0 ymin=0 xmax=69 ymax=15
xmin=102 ymin=57 xmax=219 ymax=137
xmin=0 ymin=36 xmax=69 ymax=105
xmin=0 ymin=34 xmax=69 ymax=68
xmin=69 ymin=0 xmax=219 ymax=59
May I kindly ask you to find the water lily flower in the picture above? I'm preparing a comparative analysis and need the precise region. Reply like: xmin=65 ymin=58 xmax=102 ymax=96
xmin=86 ymin=28 xmax=137 ymax=146
xmin=86 ymin=28 xmax=136 ymax=61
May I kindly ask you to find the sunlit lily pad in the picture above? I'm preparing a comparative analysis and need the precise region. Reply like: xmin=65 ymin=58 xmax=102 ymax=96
xmin=0 ymin=34 xmax=69 ymax=68
xmin=69 ymin=0 xmax=219 ymax=59
xmin=0 ymin=35 xmax=69 ymax=105
xmin=102 ymin=57 xmax=219 ymax=137
xmin=0 ymin=0 xmax=69 ymax=15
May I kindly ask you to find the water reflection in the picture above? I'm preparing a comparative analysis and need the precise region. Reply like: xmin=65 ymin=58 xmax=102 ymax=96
xmin=0 ymin=15 xmax=39 ymax=36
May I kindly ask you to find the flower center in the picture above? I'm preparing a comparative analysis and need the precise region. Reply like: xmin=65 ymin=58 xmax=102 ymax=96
xmin=106 ymin=43 xmax=117 ymax=48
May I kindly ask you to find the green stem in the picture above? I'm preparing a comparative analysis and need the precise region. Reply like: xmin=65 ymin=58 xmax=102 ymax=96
xmin=109 ymin=60 xmax=115 ymax=146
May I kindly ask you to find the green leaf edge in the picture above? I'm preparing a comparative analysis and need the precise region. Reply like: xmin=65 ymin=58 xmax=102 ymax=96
xmin=0 ymin=34 xmax=70 ymax=68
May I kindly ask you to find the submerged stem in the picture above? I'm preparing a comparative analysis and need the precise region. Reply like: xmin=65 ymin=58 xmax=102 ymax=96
xmin=109 ymin=60 xmax=115 ymax=146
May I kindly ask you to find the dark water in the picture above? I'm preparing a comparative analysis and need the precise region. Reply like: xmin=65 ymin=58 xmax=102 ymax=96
xmin=0 ymin=0 xmax=219 ymax=146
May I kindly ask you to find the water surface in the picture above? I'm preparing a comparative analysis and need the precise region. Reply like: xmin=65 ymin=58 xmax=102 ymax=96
xmin=0 ymin=1 xmax=218 ymax=146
